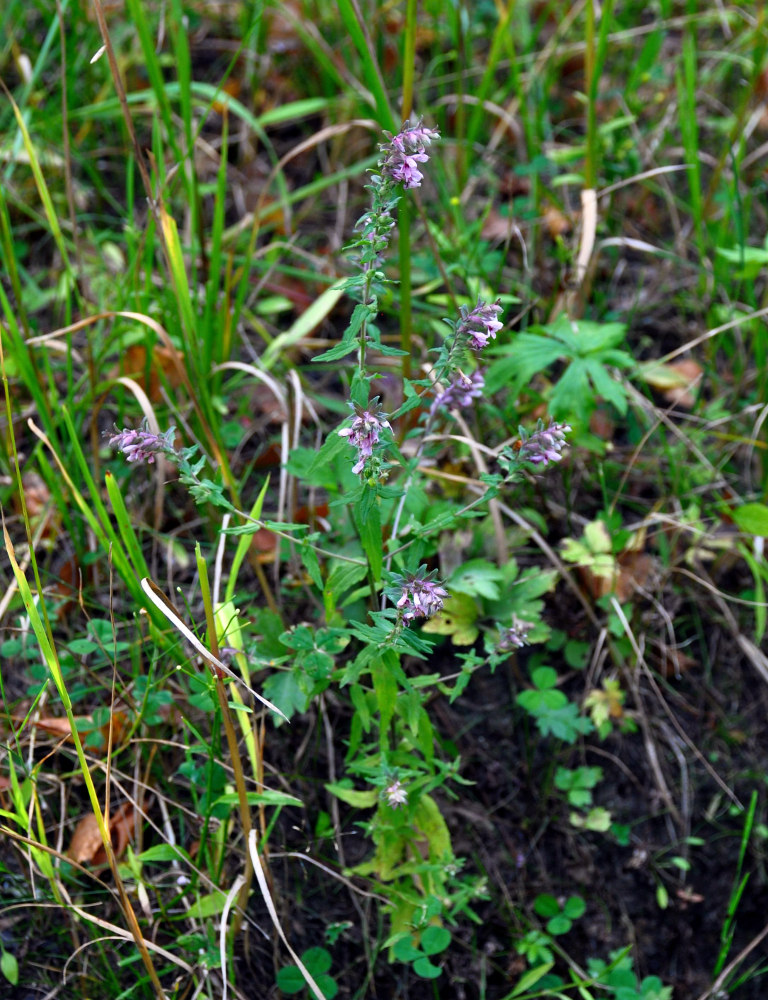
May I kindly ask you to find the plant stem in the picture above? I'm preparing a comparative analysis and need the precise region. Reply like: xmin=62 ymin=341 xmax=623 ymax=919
xmin=196 ymin=545 xmax=254 ymax=940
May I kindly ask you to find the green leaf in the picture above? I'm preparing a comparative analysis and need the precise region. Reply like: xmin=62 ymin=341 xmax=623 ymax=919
xmin=531 ymin=666 xmax=558 ymax=690
xmin=534 ymin=893 xmax=561 ymax=917
xmin=507 ymin=962 xmax=554 ymax=997
xmin=571 ymin=807 xmax=612 ymax=831
xmin=1 ymin=950 xmax=18 ymax=986
xmin=302 ymin=946 xmax=332 ymax=974
xmin=638 ymin=976 xmax=673 ymax=1000
xmin=261 ymin=670 xmax=310 ymax=721
xmin=300 ymin=541 xmax=323 ymax=590
xmin=447 ymin=559 xmax=503 ymax=599
xmin=212 ymin=790 xmax=303 ymax=808
xmin=716 ymin=243 xmax=768 ymax=280
xmin=486 ymin=332 xmax=565 ymax=393
xmin=546 ymin=914 xmax=572 ymax=935
xmin=136 ymin=844 xmax=191 ymax=864
xmin=325 ymin=782 xmax=378 ymax=808
xmin=563 ymin=896 xmax=586 ymax=919
xmin=413 ymin=955 xmax=443 ymax=979
xmin=316 ymin=974 xmax=339 ymax=999
xmin=393 ymin=937 xmax=423 ymax=963
xmin=67 ymin=638 xmax=99 ymax=655
xmin=185 ymin=891 xmax=230 ymax=920
xmin=276 ymin=965 xmax=306 ymax=994
xmin=414 ymin=794 xmax=452 ymax=859
xmin=421 ymin=926 xmax=451 ymax=955
xmin=572 ymin=319 xmax=627 ymax=353
xmin=421 ymin=592 xmax=479 ymax=645
xmin=586 ymin=358 xmax=628 ymax=415
xmin=355 ymin=495 xmax=383 ymax=581
xmin=733 ymin=503 xmax=768 ymax=537
xmin=325 ymin=561 xmax=368 ymax=603
xmin=550 ymin=357 xmax=592 ymax=424
xmin=372 ymin=656 xmax=398 ymax=733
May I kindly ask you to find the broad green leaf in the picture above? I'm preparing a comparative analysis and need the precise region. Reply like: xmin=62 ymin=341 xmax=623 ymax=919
xmin=572 ymin=319 xmax=627 ymax=353
xmin=563 ymin=896 xmax=587 ymax=919
xmin=413 ymin=955 xmax=443 ymax=978
xmin=550 ymin=357 xmax=591 ymax=423
xmin=421 ymin=592 xmax=479 ymax=645
xmin=1 ymin=950 xmax=18 ymax=986
xmin=586 ymin=358 xmax=628 ymax=415
xmin=531 ymin=666 xmax=558 ymax=690
xmin=325 ymin=782 xmax=377 ymax=808
xmin=276 ymin=965 xmax=307 ymax=994
xmin=393 ymin=938 xmax=422 ymax=963
xmin=486 ymin=333 xmax=565 ymax=393
xmin=715 ymin=243 xmax=768 ymax=280
xmin=570 ymin=807 xmax=612 ymax=832
xmin=325 ymin=561 xmax=368 ymax=603
xmin=546 ymin=914 xmax=572 ymax=935
xmin=355 ymin=496 xmax=383 ymax=581
xmin=300 ymin=541 xmax=323 ymax=590
xmin=185 ymin=891 xmax=230 ymax=920
xmin=534 ymin=893 xmax=561 ymax=917
xmin=262 ymin=670 xmax=310 ymax=721
xmin=414 ymin=794 xmax=452 ymax=859
xmin=421 ymin=926 xmax=451 ymax=955
xmin=447 ymin=559 xmax=503 ymax=599
xmin=372 ymin=657 xmax=398 ymax=732
xmin=302 ymin=947 xmax=332 ymax=974
xmin=733 ymin=503 xmax=768 ymax=536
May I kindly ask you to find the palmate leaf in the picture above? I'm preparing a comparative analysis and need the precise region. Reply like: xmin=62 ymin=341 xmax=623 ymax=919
xmin=568 ymin=318 xmax=627 ymax=353
xmin=486 ymin=332 xmax=565 ymax=394
xmin=261 ymin=670 xmax=310 ymax=721
xmin=421 ymin=592 xmax=479 ymax=645
xmin=549 ymin=357 xmax=591 ymax=423
xmin=487 ymin=315 xmax=631 ymax=424
xmin=585 ymin=357 xmax=629 ymax=415
xmin=447 ymin=559 xmax=503 ymax=599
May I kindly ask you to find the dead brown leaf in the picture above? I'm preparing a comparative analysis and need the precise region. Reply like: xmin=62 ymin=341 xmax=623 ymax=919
xmin=659 ymin=648 xmax=697 ymax=679
xmin=661 ymin=359 xmax=703 ymax=409
xmin=68 ymin=801 xmax=138 ymax=865
xmin=115 ymin=343 xmax=185 ymax=402
xmin=481 ymin=209 xmax=512 ymax=242
xmin=543 ymin=204 xmax=571 ymax=239
xmin=68 ymin=813 xmax=104 ymax=864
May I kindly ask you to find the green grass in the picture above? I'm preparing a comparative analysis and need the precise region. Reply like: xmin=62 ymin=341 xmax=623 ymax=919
xmin=2 ymin=1 xmax=768 ymax=998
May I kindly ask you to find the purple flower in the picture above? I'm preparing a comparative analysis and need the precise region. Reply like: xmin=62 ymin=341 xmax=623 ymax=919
xmin=396 ymin=571 xmax=448 ymax=623
xmin=338 ymin=399 xmax=392 ymax=475
xmin=458 ymin=299 xmax=503 ymax=351
xmin=430 ymin=369 xmax=485 ymax=417
xmin=109 ymin=423 xmax=176 ymax=464
xmin=379 ymin=120 xmax=440 ymax=190
xmin=384 ymin=779 xmax=408 ymax=808
xmin=517 ymin=420 xmax=571 ymax=466
xmin=497 ymin=620 xmax=532 ymax=651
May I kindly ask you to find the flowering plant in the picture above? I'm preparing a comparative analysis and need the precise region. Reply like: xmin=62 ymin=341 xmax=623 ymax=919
xmin=109 ymin=117 xmax=574 ymax=974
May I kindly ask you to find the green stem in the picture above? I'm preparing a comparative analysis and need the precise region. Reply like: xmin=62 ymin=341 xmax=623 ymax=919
xmin=584 ymin=0 xmax=596 ymax=191
xmin=398 ymin=204 xmax=413 ymax=380
xmin=196 ymin=545 xmax=254 ymax=941
xmin=398 ymin=0 xmax=418 ymax=379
